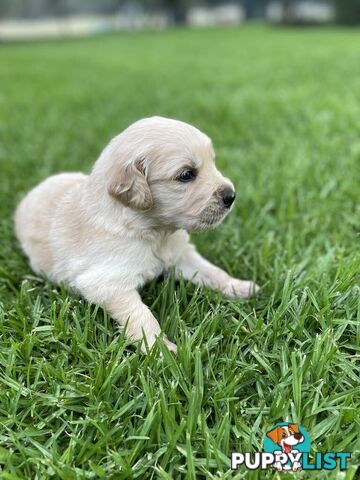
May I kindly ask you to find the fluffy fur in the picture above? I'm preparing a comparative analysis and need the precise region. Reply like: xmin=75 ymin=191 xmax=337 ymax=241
xmin=15 ymin=116 xmax=259 ymax=353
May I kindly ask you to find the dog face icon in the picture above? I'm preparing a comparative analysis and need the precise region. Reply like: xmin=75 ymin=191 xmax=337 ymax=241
xmin=266 ymin=424 xmax=304 ymax=454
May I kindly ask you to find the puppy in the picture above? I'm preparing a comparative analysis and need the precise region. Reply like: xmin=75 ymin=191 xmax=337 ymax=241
xmin=266 ymin=424 xmax=304 ymax=471
xmin=15 ymin=116 xmax=259 ymax=353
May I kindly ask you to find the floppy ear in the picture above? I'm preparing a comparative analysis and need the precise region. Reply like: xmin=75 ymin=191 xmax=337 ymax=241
xmin=107 ymin=157 xmax=153 ymax=211
xmin=289 ymin=423 xmax=300 ymax=434
xmin=266 ymin=427 xmax=281 ymax=445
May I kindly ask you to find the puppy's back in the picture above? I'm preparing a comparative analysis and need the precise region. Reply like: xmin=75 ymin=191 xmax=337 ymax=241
xmin=15 ymin=173 xmax=86 ymax=277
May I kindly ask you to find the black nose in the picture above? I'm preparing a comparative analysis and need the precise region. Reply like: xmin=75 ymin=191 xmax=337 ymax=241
xmin=294 ymin=433 xmax=303 ymax=441
xmin=222 ymin=188 xmax=236 ymax=208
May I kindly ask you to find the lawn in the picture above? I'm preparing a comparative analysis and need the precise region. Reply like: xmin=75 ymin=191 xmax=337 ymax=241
xmin=0 ymin=25 xmax=359 ymax=479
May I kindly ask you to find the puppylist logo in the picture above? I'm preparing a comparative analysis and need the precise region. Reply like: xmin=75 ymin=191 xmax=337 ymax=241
xmin=231 ymin=422 xmax=351 ymax=472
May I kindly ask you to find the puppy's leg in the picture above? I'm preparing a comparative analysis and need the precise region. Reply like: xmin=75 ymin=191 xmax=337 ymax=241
xmin=175 ymin=245 xmax=259 ymax=299
xmin=108 ymin=291 xmax=163 ymax=349
xmin=74 ymin=277 xmax=177 ymax=353
xmin=106 ymin=290 xmax=177 ymax=353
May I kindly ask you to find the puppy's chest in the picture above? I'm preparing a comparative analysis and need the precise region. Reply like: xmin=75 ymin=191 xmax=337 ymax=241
xmin=84 ymin=230 xmax=187 ymax=288
xmin=141 ymin=238 xmax=175 ymax=282
xmin=139 ymin=247 xmax=167 ymax=283
xmin=127 ymin=233 xmax=185 ymax=285
xmin=148 ymin=231 xmax=187 ymax=271
xmin=93 ymin=238 xmax=167 ymax=286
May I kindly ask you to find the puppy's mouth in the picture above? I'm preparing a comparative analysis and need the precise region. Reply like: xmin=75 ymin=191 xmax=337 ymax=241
xmin=191 ymin=205 xmax=229 ymax=232
xmin=283 ymin=442 xmax=292 ymax=454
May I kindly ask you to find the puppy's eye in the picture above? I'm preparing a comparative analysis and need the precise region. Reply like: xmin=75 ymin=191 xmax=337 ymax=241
xmin=176 ymin=170 xmax=196 ymax=183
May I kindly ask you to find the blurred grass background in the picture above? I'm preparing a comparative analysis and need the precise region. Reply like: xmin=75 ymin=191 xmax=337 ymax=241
xmin=0 ymin=25 xmax=359 ymax=479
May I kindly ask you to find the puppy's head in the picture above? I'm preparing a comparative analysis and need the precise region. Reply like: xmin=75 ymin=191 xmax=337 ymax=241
xmin=266 ymin=424 xmax=304 ymax=453
xmin=102 ymin=116 xmax=235 ymax=232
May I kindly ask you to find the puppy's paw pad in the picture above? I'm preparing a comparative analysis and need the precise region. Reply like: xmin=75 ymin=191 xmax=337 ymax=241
xmin=224 ymin=279 xmax=259 ymax=299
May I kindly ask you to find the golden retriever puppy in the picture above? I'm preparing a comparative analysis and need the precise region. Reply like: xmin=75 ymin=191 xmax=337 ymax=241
xmin=15 ymin=117 xmax=259 ymax=353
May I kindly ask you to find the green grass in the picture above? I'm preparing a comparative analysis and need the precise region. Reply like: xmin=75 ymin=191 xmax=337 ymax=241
xmin=0 ymin=25 xmax=359 ymax=479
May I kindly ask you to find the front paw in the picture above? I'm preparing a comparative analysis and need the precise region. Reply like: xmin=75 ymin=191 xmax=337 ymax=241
xmin=163 ymin=336 xmax=178 ymax=354
xmin=223 ymin=279 xmax=260 ymax=299
xmin=140 ymin=334 xmax=177 ymax=354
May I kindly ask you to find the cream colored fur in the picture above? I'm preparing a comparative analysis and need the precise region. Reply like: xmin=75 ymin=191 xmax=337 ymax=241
xmin=15 ymin=116 xmax=259 ymax=353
